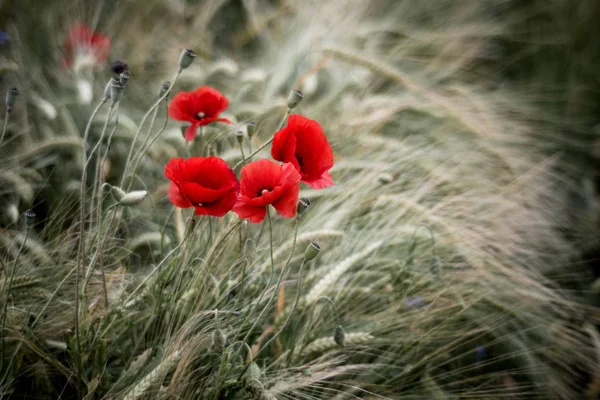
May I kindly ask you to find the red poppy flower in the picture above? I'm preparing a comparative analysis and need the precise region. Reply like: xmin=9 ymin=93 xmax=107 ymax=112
xmin=232 ymin=160 xmax=301 ymax=223
xmin=63 ymin=24 xmax=111 ymax=70
xmin=271 ymin=115 xmax=334 ymax=189
xmin=168 ymin=86 xmax=232 ymax=141
xmin=165 ymin=157 xmax=239 ymax=217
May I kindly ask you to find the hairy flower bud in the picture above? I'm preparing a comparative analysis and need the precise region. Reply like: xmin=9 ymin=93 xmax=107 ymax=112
xmin=110 ymin=185 xmax=126 ymax=202
xmin=246 ymin=121 xmax=256 ymax=138
xmin=286 ymin=89 xmax=303 ymax=110
xmin=118 ymin=190 xmax=147 ymax=206
xmin=159 ymin=81 xmax=171 ymax=98
xmin=334 ymin=325 xmax=346 ymax=347
xmin=297 ymin=197 xmax=311 ymax=217
xmin=5 ymin=87 xmax=19 ymax=111
xmin=304 ymin=242 xmax=321 ymax=261
xmin=179 ymin=49 xmax=197 ymax=71
xmin=236 ymin=130 xmax=244 ymax=144
xmin=211 ymin=329 xmax=226 ymax=350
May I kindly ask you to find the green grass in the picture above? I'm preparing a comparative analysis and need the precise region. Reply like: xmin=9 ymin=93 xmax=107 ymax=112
xmin=1 ymin=0 xmax=599 ymax=398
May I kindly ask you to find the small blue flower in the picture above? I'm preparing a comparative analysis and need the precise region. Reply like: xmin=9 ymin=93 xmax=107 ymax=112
xmin=475 ymin=345 xmax=487 ymax=362
xmin=0 ymin=31 xmax=10 ymax=46
xmin=404 ymin=296 xmax=426 ymax=309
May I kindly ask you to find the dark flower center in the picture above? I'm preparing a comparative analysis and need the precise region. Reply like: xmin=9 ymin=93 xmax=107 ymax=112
xmin=295 ymin=153 xmax=304 ymax=168
xmin=256 ymin=187 xmax=274 ymax=197
xmin=196 ymin=111 xmax=206 ymax=120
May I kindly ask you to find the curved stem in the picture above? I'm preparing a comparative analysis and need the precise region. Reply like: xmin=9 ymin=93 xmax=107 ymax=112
xmin=121 ymin=70 xmax=181 ymax=188
xmin=252 ymin=258 xmax=306 ymax=363
xmin=232 ymin=110 xmax=289 ymax=170
xmin=316 ymin=296 xmax=342 ymax=326
xmin=0 ymin=111 xmax=10 ymax=146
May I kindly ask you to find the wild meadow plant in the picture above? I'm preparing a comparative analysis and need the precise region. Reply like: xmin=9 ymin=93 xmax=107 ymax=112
xmin=1 ymin=1 xmax=600 ymax=399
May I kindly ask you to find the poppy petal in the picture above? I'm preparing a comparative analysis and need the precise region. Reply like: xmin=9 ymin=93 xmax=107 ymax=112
xmin=271 ymin=124 xmax=300 ymax=171
xmin=272 ymin=180 xmax=300 ymax=218
xmin=198 ymin=117 xmax=232 ymax=126
xmin=184 ymin=124 xmax=199 ymax=141
xmin=232 ymin=202 xmax=267 ymax=223
xmin=302 ymin=171 xmax=334 ymax=189
xmin=168 ymin=182 xmax=192 ymax=208
xmin=193 ymin=190 xmax=238 ymax=217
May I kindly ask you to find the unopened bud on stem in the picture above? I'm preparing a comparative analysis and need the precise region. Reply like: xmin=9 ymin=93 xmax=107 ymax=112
xmin=179 ymin=49 xmax=197 ymax=71
xmin=304 ymin=242 xmax=321 ymax=261
xmin=246 ymin=121 xmax=256 ymax=138
xmin=287 ymin=89 xmax=303 ymax=110
xmin=6 ymin=87 xmax=19 ymax=111
xmin=297 ymin=198 xmax=311 ymax=217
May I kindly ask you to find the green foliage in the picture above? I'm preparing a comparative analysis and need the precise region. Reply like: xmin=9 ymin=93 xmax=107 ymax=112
xmin=1 ymin=0 xmax=599 ymax=399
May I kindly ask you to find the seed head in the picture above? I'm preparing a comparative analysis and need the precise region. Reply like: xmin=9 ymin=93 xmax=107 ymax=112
xmin=211 ymin=329 xmax=226 ymax=350
xmin=119 ymin=71 xmax=131 ymax=87
xmin=159 ymin=81 xmax=171 ymax=98
xmin=5 ymin=87 xmax=19 ymax=111
xmin=286 ymin=89 xmax=303 ymax=110
xmin=110 ymin=60 xmax=129 ymax=75
xmin=246 ymin=121 xmax=256 ymax=138
xmin=110 ymin=80 xmax=125 ymax=105
xmin=304 ymin=242 xmax=321 ymax=261
xmin=297 ymin=197 xmax=311 ymax=217
xmin=236 ymin=130 xmax=244 ymax=144
xmin=118 ymin=190 xmax=148 ymax=206
xmin=179 ymin=49 xmax=197 ymax=71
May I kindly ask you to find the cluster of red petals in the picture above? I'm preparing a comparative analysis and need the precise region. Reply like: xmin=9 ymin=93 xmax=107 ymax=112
xmin=63 ymin=24 xmax=111 ymax=69
xmin=165 ymin=157 xmax=239 ymax=217
xmin=168 ymin=86 xmax=232 ymax=142
xmin=232 ymin=160 xmax=301 ymax=223
xmin=271 ymin=115 xmax=334 ymax=189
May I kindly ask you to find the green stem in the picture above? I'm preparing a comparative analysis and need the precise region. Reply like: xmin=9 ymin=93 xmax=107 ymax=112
xmin=120 ymin=70 xmax=181 ymax=187
xmin=0 ymin=110 xmax=10 ymax=146
xmin=232 ymin=110 xmax=289 ymax=170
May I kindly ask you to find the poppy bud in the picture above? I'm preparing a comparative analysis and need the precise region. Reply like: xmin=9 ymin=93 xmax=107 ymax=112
xmin=245 ymin=362 xmax=262 ymax=383
xmin=286 ymin=89 xmax=303 ymax=110
xmin=5 ymin=87 xmax=19 ymax=111
xmin=110 ymin=185 xmax=127 ymax=202
xmin=119 ymin=71 xmax=131 ymax=87
xmin=103 ymin=79 xmax=114 ymax=101
xmin=297 ymin=198 xmax=311 ymax=217
xmin=118 ymin=190 xmax=147 ymax=206
xmin=178 ymin=49 xmax=197 ymax=71
xmin=211 ymin=328 xmax=226 ymax=350
xmin=304 ymin=242 xmax=320 ymax=261
xmin=110 ymin=60 xmax=129 ymax=75
xmin=236 ymin=130 xmax=244 ymax=144
xmin=246 ymin=121 xmax=256 ymax=138
xmin=159 ymin=81 xmax=171 ymax=98
xmin=23 ymin=209 xmax=36 ymax=228
xmin=334 ymin=325 xmax=346 ymax=347
xmin=110 ymin=80 xmax=125 ymax=105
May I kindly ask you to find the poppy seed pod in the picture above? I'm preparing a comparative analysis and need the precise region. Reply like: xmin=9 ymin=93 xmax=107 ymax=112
xmin=236 ymin=130 xmax=244 ymax=144
xmin=24 ymin=209 xmax=36 ymax=228
xmin=246 ymin=121 xmax=256 ymax=138
xmin=286 ymin=89 xmax=303 ymax=110
xmin=179 ymin=49 xmax=197 ymax=71
xmin=304 ymin=242 xmax=321 ymax=261
xmin=110 ymin=60 xmax=129 ymax=75
xmin=334 ymin=325 xmax=346 ymax=347
xmin=110 ymin=80 xmax=125 ymax=105
xmin=159 ymin=81 xmax=171 ymax=98
xmin=6 ymin=87 xmax=19 ymax=111
xmin=118 ymin=190 xmax=148 ymax=206
xmin=119 ymin=71 xmax=131 ymax=87
xmin=297 ymin=197 xmax=311 ymax=217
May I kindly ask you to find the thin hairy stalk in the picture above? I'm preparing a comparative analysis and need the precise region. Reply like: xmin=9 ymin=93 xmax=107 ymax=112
xmin=0 ymin=111 xmax=9 ymax=146
xmin=121 ymin=70 xmax=181 ymax=187
xmin=238 ymin=139 xmax=246 ymax=166
xmin=127 ymin=101 xmax=169 ymax=183
xmin=73 ymin=99 xmax=108 ymax=395
xmin=245 ymin=258 xmax=307 ymax=376
xmin=232 ymin=110 xmax=289 ymax=170
xmin=161 ymin=206 xmax=176 ymax=255
xmin=1 ymin=225 xmax=29 ymax=367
